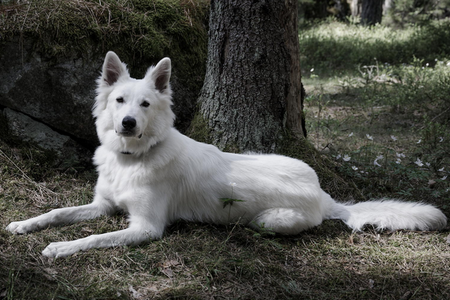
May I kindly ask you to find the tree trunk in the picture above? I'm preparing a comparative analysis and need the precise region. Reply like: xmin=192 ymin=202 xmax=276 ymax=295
xmin=351 ymin=0 xmax=362 ymax=17
xmin=361 ymin=0 xmax=385 ymax=26
xmin=197 ymin=0 xmax=305 ymax=153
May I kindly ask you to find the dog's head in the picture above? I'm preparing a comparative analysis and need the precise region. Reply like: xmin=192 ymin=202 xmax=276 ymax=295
xmin=94 ymin=51 xmax=175 ymax=155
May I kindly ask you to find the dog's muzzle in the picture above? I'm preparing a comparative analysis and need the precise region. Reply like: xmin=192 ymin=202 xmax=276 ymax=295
xmin=117 ymin=116 xmax=142 ymax=138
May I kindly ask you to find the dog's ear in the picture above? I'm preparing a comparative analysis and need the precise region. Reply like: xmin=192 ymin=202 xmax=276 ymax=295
xmin=148 ymin=58 xmax=171 ymax=94
xmin=101 ymin=51 xmax=128 ymax=86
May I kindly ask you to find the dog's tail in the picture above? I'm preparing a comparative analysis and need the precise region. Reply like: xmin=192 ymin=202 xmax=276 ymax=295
xmin=323 ymin=192 xmax=447 ymax=231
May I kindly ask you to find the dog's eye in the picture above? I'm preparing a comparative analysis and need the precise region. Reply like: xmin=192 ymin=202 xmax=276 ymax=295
xmin=141 ymin=101 xmax=150 ymax=108
xmin=116 ymin=97 xmax=124 ymax=103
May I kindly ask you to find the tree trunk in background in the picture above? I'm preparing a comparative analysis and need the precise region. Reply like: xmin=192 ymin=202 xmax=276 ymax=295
xmin=351 ymin=0 xmax=362 ymax=17
xmin=198 ymin=0 xmax=305 ymax=153
xmin=361 ymin=0 xmax=385 ymax=26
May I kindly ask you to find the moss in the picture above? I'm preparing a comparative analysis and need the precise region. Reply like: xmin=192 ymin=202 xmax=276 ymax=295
xmin=276 ymin=130 xmax=364 ymax=201
xmin=0 ymin=0 xmax=209 ymax=92
xmin=186 ymin=111 xmax=212 ymax=144
xmin=222 ymin=143 xmax=240 ymax=154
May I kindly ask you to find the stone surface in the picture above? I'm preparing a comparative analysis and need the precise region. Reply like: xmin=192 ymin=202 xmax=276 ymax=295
xmin=0 ymin=0 xmax=208 ymax=170
xmin=0 ymin=39 xmax=199 ymax=159
xmin=0 ymin=40 xmax=99 ymax=145
xmin=4 ymin=108 xmax=71 ymax=153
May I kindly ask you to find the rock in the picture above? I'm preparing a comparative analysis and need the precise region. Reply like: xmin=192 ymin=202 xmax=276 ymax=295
xmin=0 ymin=40 xmax=99 ymax=145
xmin=0 ymin=40 xmax=200 ymax=164
xmin=0 ymin=0 xmax=208 ymax=166
xmin=4 ymin=108 xmax=71 ymax=154
xmin=2 ymin=108 xmax=92 ymax=166
xmin=0 ymin=39 xmax=201 ymax=146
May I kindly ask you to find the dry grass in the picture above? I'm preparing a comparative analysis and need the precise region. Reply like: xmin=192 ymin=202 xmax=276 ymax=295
xmin=1 ymin=7 xmax=450 ymax=300
xmin=1 ymin=137 xmax=449 ymax=299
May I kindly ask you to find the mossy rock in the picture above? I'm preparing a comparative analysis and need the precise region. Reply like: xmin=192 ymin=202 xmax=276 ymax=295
xmin=0 ymin=0 xmax=209 ymax=142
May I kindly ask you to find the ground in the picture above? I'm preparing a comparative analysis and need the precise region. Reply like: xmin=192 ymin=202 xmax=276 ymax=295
xmin=1 ymin=19 xmax=450 ymax=300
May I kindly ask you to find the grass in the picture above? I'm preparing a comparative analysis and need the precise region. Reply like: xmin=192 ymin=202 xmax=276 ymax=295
xmin=303 ymin=61 xmax=450 ymax=209
xmin=1 ymin=18 xmax=450 ymax=300
xmin=1 ymin=162 xmax=449 ymax=300
xmin=0 ymin=0 xmax=209 ymax=82
xmin=301 ymin=19 xmax=450 ymax=210
xmin=299 ymin=19 xmax=450 ymax=77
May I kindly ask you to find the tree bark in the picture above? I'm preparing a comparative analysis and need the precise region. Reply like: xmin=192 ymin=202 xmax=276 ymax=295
xmin=361 ymin=0 xmax=385 ymax=26
xmin=351 ymin=0 xmax=362 ymax=17
xmin=198 ymin=0 xmax=305 ymax=153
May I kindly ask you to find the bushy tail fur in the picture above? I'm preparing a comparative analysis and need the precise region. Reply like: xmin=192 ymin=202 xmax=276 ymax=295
xmin=324 ymin=193 xmax=447 ymax=231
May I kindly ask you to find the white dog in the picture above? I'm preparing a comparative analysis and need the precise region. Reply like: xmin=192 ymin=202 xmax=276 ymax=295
xmin=6 ymin=52 xmax=447 ymax=258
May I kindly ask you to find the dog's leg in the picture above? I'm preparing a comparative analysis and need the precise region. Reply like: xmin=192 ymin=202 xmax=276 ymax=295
xmin=250 ymin=208 xmax=322 ymax=235
xmin=41 ymin=217 xmax=164 ymax=258
xmin=6 ymin=197 xmax=115 ymax=234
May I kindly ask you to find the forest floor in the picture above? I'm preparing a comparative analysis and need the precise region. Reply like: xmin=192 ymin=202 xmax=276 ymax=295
xmin=1 ymin=20 xmax=450 ymax=299
xmin=1 ymin=140 xmax=449 ymax=299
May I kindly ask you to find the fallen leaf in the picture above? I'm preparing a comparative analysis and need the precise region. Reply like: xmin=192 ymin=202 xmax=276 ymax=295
xmin=129 ymin=285 xmax=142 ymax=299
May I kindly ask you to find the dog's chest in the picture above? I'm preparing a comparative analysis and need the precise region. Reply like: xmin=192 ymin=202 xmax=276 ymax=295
xmin=96 ymin=155 xmax=158 ymax=211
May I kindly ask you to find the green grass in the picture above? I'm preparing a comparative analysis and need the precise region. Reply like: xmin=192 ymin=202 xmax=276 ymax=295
xmin=301 ymin=20 xmax=450 ymax=212
xmin=303 ymin=59 xmax=450 ymax=210
xmin=1 ymin=17 xmax=450 ymax=300
xmin=299 ymin=19 xmax=450 ymax=76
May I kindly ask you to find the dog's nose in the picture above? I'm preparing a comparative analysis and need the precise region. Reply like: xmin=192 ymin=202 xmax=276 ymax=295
xmin=122 ymin=116 xmax=136 ymax=130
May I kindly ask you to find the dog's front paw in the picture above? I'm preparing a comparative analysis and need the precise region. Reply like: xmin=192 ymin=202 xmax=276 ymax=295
xmin=42 ymin=241 xmax=81 ymax=258
xmin=5 ymin=221 xmax=34 ymax=234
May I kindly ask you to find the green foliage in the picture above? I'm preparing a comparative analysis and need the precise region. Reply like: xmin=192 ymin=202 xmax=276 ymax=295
xmin=301 ymin=19 xmax=450 ymax=212
xmin=247 ymin=223 xmax=276 ymax=238
xmin=353 ymin=57 xmax=450 ymax=111
xmin=219 ymin=197 xmax=245 ymax=209
xmin=298 ymin=0 xmax=450 ymax=27
xmin=299 ymin=19 xmax=450 ymax=76
xmin=302 ymin=21 xmax=450 ymax=209
xmin=385 ymin=0 xmax=450 ymax=26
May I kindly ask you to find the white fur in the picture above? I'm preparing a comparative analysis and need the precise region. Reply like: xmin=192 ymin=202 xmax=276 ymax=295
xmin=6 ymin=52 xmax=447 ymax=258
